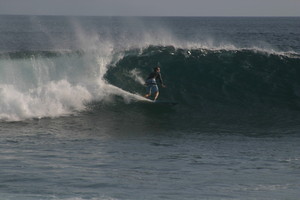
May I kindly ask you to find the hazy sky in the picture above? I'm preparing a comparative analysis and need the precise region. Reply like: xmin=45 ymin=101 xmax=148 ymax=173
xmin=0 ymin=0 xmax=299 ymax=16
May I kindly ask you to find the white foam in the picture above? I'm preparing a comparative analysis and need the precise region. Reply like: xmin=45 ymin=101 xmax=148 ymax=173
xmin=0 ymin=80 xmax=92 ymax=121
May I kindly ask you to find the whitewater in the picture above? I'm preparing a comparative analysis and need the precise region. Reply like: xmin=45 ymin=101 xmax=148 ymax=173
xmin=0 ymin=18 xmax=155 ymax=121
xmin=0 ymin=16 xmax=300 ymax=200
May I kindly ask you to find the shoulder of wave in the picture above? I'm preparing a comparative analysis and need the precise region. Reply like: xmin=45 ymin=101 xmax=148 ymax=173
xmin=171 ymin=43 xmax=300 ymax=59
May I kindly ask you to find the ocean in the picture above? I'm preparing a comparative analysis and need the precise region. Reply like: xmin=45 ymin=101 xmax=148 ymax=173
xmin=0 ymin=15 xmax=300 ymax=200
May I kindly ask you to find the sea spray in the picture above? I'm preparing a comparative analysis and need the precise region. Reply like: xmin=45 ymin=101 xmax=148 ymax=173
xmin=129 ymin=69 xmax=145 ymax=85
xmin=0 ymin=30 xmax=152 ymax=121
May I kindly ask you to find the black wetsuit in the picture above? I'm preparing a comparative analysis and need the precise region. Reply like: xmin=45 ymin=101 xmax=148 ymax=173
xmin=146 ymin=71 xmax=163 ymax=85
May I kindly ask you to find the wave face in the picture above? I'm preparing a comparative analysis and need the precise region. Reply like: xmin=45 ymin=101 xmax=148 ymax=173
xmin=107 ymin=46 xmax=300 ymax=109
xmin=105 ymin=46 xmax=300 ymax=130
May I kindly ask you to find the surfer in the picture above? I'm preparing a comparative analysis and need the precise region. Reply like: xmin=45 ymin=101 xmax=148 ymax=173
xmin=144 ymin=67 xmax=166 ymax=101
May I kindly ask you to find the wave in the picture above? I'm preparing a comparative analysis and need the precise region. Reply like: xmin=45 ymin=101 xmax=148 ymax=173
xmin=107 ymin=45 xmax=300 ymax=108
xmin=0 ymin=44 xmax=300 ymax=121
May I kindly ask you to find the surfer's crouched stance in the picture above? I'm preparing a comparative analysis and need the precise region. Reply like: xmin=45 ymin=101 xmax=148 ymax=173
xmin=144 ymin=67 xmax=166 ymax=101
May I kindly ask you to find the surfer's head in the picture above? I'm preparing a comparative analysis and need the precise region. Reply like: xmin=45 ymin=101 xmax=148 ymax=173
xmin=153 ymin=67 xmax=160 ymax=72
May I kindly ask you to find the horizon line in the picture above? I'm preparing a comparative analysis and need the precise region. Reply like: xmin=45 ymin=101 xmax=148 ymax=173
xmin=0 ymin=13 xmax=300 ymax=18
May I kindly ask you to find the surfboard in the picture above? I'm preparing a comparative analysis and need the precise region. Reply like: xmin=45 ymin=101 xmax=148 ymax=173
xmin=152 ymin=100 xmax=178 ymax=106
xmin=138 ymin=95 xmax=178 ymax=106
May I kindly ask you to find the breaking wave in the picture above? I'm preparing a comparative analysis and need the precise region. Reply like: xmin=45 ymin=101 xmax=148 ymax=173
xmin=1 ymin=40 xmax=300 ymax=121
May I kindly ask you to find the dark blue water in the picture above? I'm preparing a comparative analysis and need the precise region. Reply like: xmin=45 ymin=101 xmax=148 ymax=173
xmin=0 ymin=15 xmax=300 ymax=200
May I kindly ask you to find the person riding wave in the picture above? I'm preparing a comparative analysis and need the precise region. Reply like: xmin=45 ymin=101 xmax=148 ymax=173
xmin=144 ymin=67 xmax=166 ymax=101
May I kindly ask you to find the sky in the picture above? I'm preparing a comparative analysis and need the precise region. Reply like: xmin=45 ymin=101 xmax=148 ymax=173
xmin=0 ymin=0 xmax=299 ymax=17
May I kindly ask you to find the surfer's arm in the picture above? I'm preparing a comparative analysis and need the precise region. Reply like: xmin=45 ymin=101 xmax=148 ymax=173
xmin=157 ymin=73 xmax=166 ymax=87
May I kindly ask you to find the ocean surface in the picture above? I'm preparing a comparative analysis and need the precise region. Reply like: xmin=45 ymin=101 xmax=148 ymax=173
xmin=1 ymin=15 xmax=300 ymax=200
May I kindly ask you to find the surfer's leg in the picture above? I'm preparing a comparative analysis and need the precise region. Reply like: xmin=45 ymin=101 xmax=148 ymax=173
xmin=145 ymin=85 xmax=152 ymax=98
xmin=153 ymin=85 xmax=159 ymax=101
xmin=154 ymin=92 xmax=159 ymax=101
